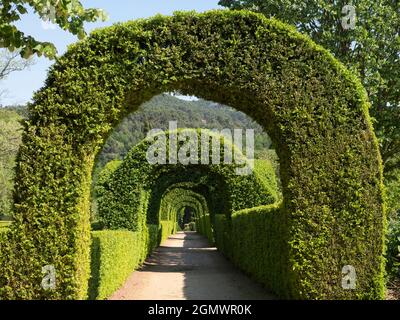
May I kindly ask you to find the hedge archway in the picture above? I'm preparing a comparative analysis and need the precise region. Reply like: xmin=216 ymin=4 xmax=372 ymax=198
xmin=158 ymin=186 xmax=213 ymax=242
xmin=96 ymin=129 xmax=277 ymax=231
xmin=0 ymin=10 xmax=385 ymax=300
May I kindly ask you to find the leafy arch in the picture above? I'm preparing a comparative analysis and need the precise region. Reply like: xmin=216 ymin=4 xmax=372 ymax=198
xmin=158 ymin=186 xmax=212 ymax=239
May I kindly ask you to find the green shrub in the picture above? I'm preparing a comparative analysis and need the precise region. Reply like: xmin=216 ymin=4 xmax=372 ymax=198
xmin=147 ymin=224 xmax=160 ymax=253
xmin=0 ymin=221 xmax=12 ymax=230
xmin=89 ymin=228 xmax=152 ymax=300
xmin=196 ymin=214 xmax=214 ymax=244
xmin=214 ymin=215 xmax=231 ymax=257
xmin=0 ymin=230 xmax=9 ymax=279
xmin=214 ymin=203 xmax=289 ymax=297
xmin=159 ymin=220 xmax=176 ymax=242
xmin=253 ymin=159 xmax=280 ymax=201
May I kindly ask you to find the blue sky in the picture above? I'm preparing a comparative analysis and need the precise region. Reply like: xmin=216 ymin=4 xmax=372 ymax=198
xmin=1 ymin=0 xmax=222 ymax=106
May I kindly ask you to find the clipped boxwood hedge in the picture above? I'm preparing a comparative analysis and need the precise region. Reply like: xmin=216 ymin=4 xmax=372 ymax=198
xmin=0 ymin=10 xmax=385 ymax=300
xmin=147 ymin=224 xmax=160 ymax=254
xmin=214 ymin=203 xmax=289 ymax=297
xmin=196 ymin=214 xmax=214 ymax=244
xmin=159 ymin=221 xmax=176 ymax=242
xmin=89 ymin=228 xmax=150 ymax=300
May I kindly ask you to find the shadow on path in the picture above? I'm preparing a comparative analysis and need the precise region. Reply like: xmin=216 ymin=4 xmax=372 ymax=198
xmin=109 ymin=231 xmax=275 ymax=300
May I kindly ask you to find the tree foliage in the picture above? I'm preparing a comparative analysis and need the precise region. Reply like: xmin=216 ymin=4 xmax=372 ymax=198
xmin=0 ymin=48 xmax=33 ymax=79
xmin=0 ymin=49 xmax=34 ymax=104
xmin=219 ymin=0 xmax=400 ymax=177
xmin=0 ymin=108 xmax=22 ymax=217
xmin=0 ymin=0 xmax=107 ymax=58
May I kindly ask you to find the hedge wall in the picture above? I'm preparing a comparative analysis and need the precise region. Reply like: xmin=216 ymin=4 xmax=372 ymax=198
xmin=0 ymin=224 xmax=10 ymax=233
xmin=159 ymin=221 xmax=176 ymax=242
xmin=88 ymin=226 xmax=159 ymax=300
xmin=196 ymin=214 xmax=214 ymax=244
xmin=253 ymin=159 xmax=280 ymax=201
xmin=147 ymin=224 xmax=160 ymax=254
xmin=89 ymin=230 xmax=141 ymax=299
xmin=214 ymin=203 xmax=289 ymax=297
xmin=0 ymin=10 xmax=385 ymax=299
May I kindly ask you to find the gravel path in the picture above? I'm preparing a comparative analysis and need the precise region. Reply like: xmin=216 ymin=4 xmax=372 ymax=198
xmin=109 ymin=231 xmax=275 ymax=300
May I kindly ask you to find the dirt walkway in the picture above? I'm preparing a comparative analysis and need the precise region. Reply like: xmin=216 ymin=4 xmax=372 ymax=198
xmin=109 ymin=231 xmax=275 ymax=300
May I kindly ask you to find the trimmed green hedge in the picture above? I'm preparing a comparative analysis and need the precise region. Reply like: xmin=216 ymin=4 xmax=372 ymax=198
xmin=89 ymin=226 xmax=159 ymax=300
xmin=0 ymin=222 xmax=11 ymax=233
xmin=253 ymin=159 xmax=280 ymax=201
xmin=159 ymin=220 xmax=176 ymax=242
xmin=196 ymin=214 xmax=214 ymax=244
xmin=1 ymin=10 xmax=384 ymax=300
xmin=147 ymin=224 xmax=160 ymax=254
xmin=93 ymin=159 xmax=122 ymax=200
xmin=214 ymin=203 xmax=289 ymax=297
xmin=0 ymin=226 xmax=9 ymax=267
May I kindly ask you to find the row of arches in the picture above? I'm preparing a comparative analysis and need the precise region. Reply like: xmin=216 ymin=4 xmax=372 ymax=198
xmin=0 ymin=10 xmax=385 ymax=300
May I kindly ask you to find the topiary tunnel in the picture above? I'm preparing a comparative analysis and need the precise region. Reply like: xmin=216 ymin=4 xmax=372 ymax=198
xmin=158 ymin=186 xmax=212 ymax=240
xmin=92 ymin=129 xmax=273 ymax=298
xmin=0 ymin=10 xmax=385 ymax=300
xmin=95 ymin=129 xmax=277 ymax=231
xmin=160 ymin=187 xmax=214 ymax=242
